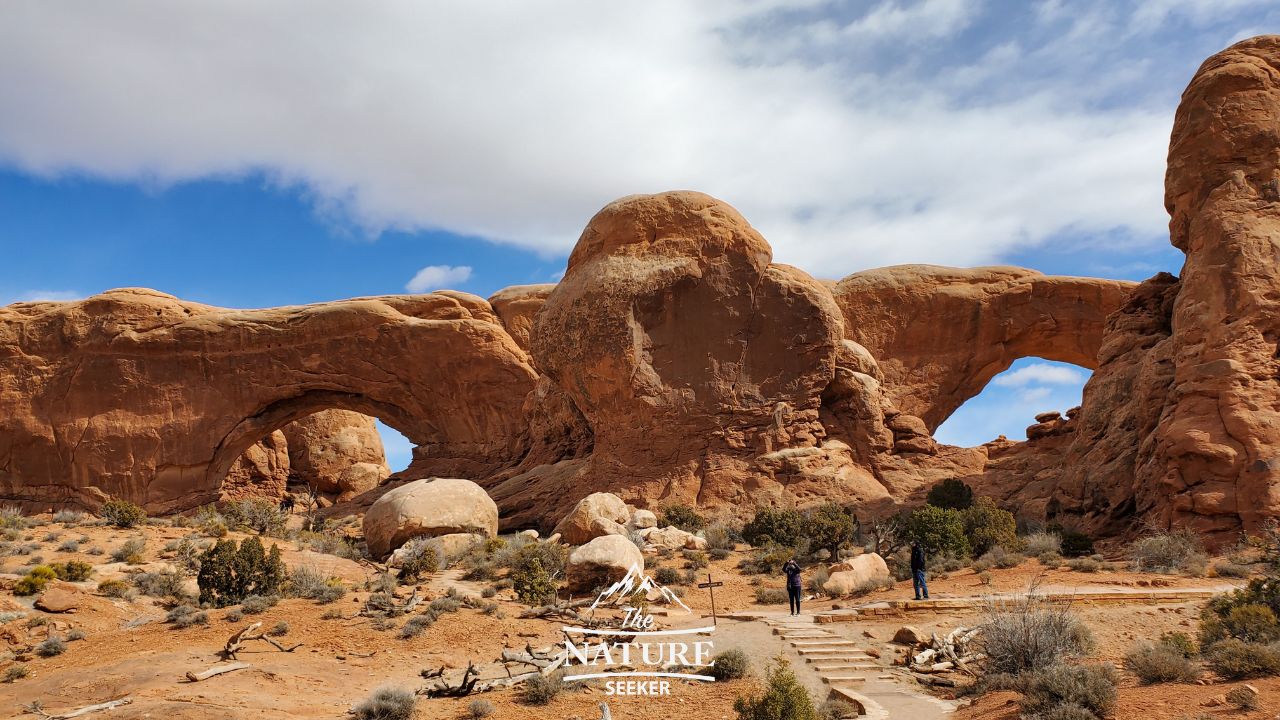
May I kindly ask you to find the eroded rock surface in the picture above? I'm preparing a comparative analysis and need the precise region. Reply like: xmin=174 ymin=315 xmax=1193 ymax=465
xmin=363 ymin=477 xmax=498 ymax=558
xmin=281 ymin=410 xmax=389 ymax=497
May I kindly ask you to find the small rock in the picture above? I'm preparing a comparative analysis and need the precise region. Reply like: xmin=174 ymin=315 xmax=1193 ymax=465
xmin=892 ymin=626 xmax=928 ymax=646
xmin=35 ymin=587 xmax=80 ymax=613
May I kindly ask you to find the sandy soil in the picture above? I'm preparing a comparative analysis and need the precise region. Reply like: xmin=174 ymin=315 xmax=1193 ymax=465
xmin=0 ymin=516 xmax=1269 ymax=719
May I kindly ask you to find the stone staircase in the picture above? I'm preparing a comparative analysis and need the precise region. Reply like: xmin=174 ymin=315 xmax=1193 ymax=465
xmin=763 ymin=615 xmax=887 ymax=718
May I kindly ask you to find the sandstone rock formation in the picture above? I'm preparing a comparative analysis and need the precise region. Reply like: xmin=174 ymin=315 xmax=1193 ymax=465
xmin=823 ymin=553 xmax=890 ymax=597
xmin=281 ymin=410 xmax=389 ymax=497
xmin=488 ymin=284 xmax=554 ymax=354
xmin=221 ymin=430 xmax=290 ymax=500
xmin=362 ymin=477 xmax=498 ymax=559
xmin=0 ymin=289 xmax=535 ymax=513
xmin=832 ymin=265 xmax=1134 ymax=431
xmin=565 ymin=534 xmax=643 ymax=592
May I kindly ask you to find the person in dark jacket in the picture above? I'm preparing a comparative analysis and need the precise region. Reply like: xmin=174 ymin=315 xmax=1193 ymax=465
xmin=783 ymin=559 xmax=803 ymax=615
xmin=910 ymin=541 xmax=929 ymax=600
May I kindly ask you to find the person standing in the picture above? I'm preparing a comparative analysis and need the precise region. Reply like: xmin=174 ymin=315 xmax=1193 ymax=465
xmin=910 ymin=541 xmax=929 ymax=600
xmin=783 ymin=558 xmax=803 ymax=615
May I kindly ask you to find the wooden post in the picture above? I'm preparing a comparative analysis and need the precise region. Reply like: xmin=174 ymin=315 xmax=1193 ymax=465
xmin=697 ymin=573 xmax=724 ymax=626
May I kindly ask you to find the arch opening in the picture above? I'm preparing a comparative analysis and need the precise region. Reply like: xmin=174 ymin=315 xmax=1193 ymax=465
xmin=933 ymin=357 xmax=1090 ymax=448
xmin=213 ymin=390 xmax=430 ymax=506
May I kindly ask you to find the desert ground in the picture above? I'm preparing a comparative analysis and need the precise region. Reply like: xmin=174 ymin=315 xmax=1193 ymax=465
xmin=0 ymin=504 xmax=1273 ymax=720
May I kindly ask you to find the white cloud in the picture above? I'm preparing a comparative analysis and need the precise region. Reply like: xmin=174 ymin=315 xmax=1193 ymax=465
xmin=0 ymin=1 xmax=1236 ymax=277
xmin=992 ymin=363 xmax=1086 ymax=387
xmin=5 ymin=290 xmax=82 ymax=305
xmin=405 ymin=265 xmax=472 ymax=293
xmin=1016 ymin=386 xmax=1053 ymax=403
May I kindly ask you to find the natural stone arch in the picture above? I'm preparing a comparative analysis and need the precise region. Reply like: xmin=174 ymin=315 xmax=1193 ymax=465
xmin=830 ymin=265 xmax=1135 ymax=431
xmin=0 ymin=288 xmax=537 ymax=513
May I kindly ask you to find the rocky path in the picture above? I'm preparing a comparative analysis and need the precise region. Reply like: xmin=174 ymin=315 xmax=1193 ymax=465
xmin=713 ymin=612 xmax=955 ymax=719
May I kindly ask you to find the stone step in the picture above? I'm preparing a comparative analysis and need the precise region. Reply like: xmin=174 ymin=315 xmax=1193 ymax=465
xmin=812 ymin=662 xmax=880 ymax=672
xmin=821 ymin=675 xmax=868 ymax=684
xmin=792 ymin=640 xmax=858 ymax=648
xmin=828 ymin=688 xmax=887 ymax=720
xmin=802 ymin=652 xmax=874 ymax=661
xmin=776 ymin=629 xmax=836 ymax=638
xmin=797 ymin=647 xmax=870 ymax=657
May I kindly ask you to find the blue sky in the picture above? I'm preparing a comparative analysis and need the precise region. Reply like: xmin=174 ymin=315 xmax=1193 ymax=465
xmin=1 ymin=1 xmax=1275 ymax=459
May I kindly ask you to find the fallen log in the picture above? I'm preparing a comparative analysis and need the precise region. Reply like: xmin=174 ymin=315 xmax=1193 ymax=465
xmin=185 ymin=662 xmax=250 ymax=682
xmin=220 ymin=622 xmax=303 ymax=660
xmin=22 ymin=698 xmax=133 ymax=719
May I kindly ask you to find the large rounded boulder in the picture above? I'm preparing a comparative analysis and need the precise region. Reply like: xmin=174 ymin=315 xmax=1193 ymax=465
xmin=565 ymin=534 xmax=643 ymax=592
xmin=822 ymin=553 xmax=890 ymax=596
xmin=363 ymin=478 xmax=498 ymax=558
xmin=552 ymin=492 xmax=631 ymax=545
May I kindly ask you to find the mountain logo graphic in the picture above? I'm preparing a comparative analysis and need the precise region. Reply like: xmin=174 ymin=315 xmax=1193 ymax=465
xmin=590 ymin=563 xmax=691 ymax=613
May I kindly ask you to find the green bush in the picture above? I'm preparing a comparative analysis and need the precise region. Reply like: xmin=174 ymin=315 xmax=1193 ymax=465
xmin=1159 ymin=631 xmax=1197 ymax=658
xmin=512 ymin=556 xmax=557 ymax=605
xmin=655 ymin=566 xmax=682 ymax=585
xmin=1205 ymin=638 xmax=1280 ymax=679
xmin=1124 ymin=640 xmax=1199 ymax=684
xmin=733 ymin=657 xmax=817 ymax=720
xmin=739 ymin=546 xmax=793 ymax=575
xmin=50 ymin=560 xmax=93 ymax=582
xmin=802 ymin=503 xmax=856 ymax=557
xmin=660 ymin=504 xmax=706 ymax=532
xmin=926 ymin=478 xmax=974 ymax=510
xmin=352 ymin=686 xmax=416 ymax=720
xmin=197 ymin=536 xmax=286 ymax=607
xmin=905 ymin=505 xmax=970 ymax=558
xmin=1019 ymin=663 xmax=1117 ymax=719
xmin=1058 ymin=528 xmax=1095 ymax=558
xmin=96 ymin=579 xmax=130 ymax=598
xmin=742 ymin=507 xmax=806 ymax=549
xmin=962 ymin=498 xmax=1020 ymax=557
xmin=1201 ymin=581 xmax=1280 ymax=646
xmin=712 ymin=648 xmax=750 ymax=680
xmin=14 ymin=565 xmax=56 ymax=595
xmin=395 ymin=538 xmax=439 ymax=583
xmin=111 ymin=536 xmax=147 ymax=564
xmin=221 ymin=498 xmax=288 ymax=536
xmin=100 ymin=498 xmax=146 ymax=528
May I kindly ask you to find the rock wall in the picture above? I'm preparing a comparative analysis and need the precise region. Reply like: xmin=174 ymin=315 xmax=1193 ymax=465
xmin=280 ymin=409 xmax=389 ymax=498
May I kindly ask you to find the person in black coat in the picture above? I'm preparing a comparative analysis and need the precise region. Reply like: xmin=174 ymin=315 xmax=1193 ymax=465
xmin=910 ymin=541 xmax=929 ymax=600
xmin=783 ymin=559 xmax=803 ymax=615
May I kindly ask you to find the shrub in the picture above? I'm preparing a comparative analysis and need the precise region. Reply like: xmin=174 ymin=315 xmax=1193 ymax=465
xmin=466 ymin=699 xmax=496 ymax=719
xmin=396 ymin=539 xmax=440 ymax=584
xmin=742 ymin=507 xmax=806 ymax=549
xmin=962 ymin=498 xmax=1020 ymax=557
xmin=226 ymin=609 xmax=244 ymax=622
xmin=132 ymin=570 xmax=188 ymax=599
xmin=36 ymin=636 xmax=67 ymax=657
xmin=711 ymin=648 xmax=750 ymax=680
xmin=1019 ymin=663 xmax=1117 ymax=719
xmin=3 ymin=664 xmax=29 ymax=682
xmin=905 ymin=505 xmax=970 ymax=558
xmin=269 ymin=621 xmax=289 ymax=636
xmin=67 ymin=628 xmax=86 ymax=641
xmin=97 ymin=579 xmax=130 ymax=598
xmin=655 ymin=567 xmax=682 ymax=585
xmin=1058 ymin=529 xmax=1095 ymax=558
xmin=57 ymin=539 xmax=80 ymax=553
xmin=50 ymin=560 xmax=92 ymax=581
xmin=100 ymin=498 xmax=146 ymax=528
xmin=1214 ymin=561 xmax=1252 ymax=578
xmin=286 ymin=565 xmax=344 ymax=603
xmin=801 ymin=503 xmax=856 ymax=557
xmin=1159 ymin=631 xmax=1197 ymax=658
xmin=399 ymin=614 xmax=435 ymax=639
xmin=733 ymin=657 xmax=817 ymax=720
xmin=167 ymin=605 xmax=209 ymax=628
xmin=1066 ymin=557 xmax=1101 ymax=573
xmin=197 ymin=536 xmax=286 ymax=607
xmin=241 ymin=594 xmax=278 ymax=614
xmin=352 ymin=686 xmax=416 ymax=720
xmin=509 ymin=542 xmax=565 ymax=605
xmin=980 ymin=594 xmax=1093 ymax=676
xmin=522 ymin=671 xmax=563 ymax=705
xmin=1205 ymin=638 xmax=1280 ymax=679
xmin=807 ymin=565 xmax=830 ymax=595
xmin=740 ymin=546 xmax=793 ymax=575
xmin=1201 ymin=601 xmax=1280 ymax=646
xmin=684 ymin=550 xmax=709 ymax=570
xmin=52 ymin=510 xmax=84 ymax=525
xmin=1023 ymin=532 xmax=1062 ymax=556
xmin=755 ymin=587 xmax=789 ymax=605
xmin=926 ymin=478 xmax=974 ymax=510
xmin=1226 ymin=685 xmax=1260 ymax=710
xmin=221 ymin=498 xmax=288 ymax=537
xmin=1124 ymin=640 xmax=1199 ymax=684
xmin=818 ymin=700 xmax=860 ymax=720
xmin=110 ymin=536 xmax=147 ymax=565
xmin=705 ymin=522 xmax=737 ymax=552
xmin=1130 ymin=530 xmax=1207 ymax=574
xmin=660 ymin=504 xmax=706 ymax=532
xmin=14 ymin=565 xmax=56 ymax=595
xmin=973 ymin=546 xmax=1023 ymax=572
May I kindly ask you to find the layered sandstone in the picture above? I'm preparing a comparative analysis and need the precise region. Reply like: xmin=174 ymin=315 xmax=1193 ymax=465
xmin=281 ymin=410 xmax=389 ymax=497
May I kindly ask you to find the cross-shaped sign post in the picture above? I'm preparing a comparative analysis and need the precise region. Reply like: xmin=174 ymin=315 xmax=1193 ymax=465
xmin=697 ymin=573 xmax=724 ymax=626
